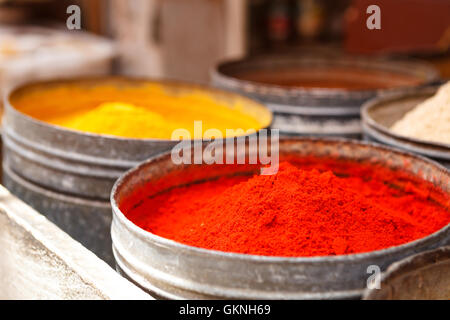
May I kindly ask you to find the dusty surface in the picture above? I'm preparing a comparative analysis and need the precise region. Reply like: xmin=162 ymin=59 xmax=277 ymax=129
xmin=0 ymin=185 xmax=149 ymax=300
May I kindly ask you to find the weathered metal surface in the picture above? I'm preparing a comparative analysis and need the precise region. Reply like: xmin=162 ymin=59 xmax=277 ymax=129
xmin=2 ymin=164 xmax=114 ymax=266
xmin=111 ymin=138 xmax=450 ymax=300
xmin=0 ymin=184 xmax=150 ymax=300
xmin=363 ymin=246 xmax=450 ymax=300
xmin=211 ymin=55 xmax=439 ymax=138
xmin=362 ymin=87 xmax=450 ymax=169
xmin=2 ymin=77 xmax=272 ymax=200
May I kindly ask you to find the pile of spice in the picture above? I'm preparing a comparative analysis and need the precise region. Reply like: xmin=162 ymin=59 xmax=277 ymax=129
xmin=10 ymin=80 xmax=266 ymax=139
xmin=122 ymin=161 xmax=450 ymax=257
xmin=391 ymin=81 xmax=450 ymax=144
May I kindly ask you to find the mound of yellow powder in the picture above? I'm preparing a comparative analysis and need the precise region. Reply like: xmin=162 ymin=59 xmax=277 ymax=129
xmin=11 ymin=79 xmax=268 ymax=139
xmin=391 ymin=81 xmax=450 ymax=144
xmin=60 ymin=102 xmax=179 ymax=139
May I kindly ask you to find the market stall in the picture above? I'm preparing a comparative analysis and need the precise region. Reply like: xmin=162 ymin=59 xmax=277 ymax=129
xmin=0 ymin=0 xmax=448 ymax=302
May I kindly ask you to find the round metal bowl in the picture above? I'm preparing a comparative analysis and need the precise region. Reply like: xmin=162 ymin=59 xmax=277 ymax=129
xmin=111 ymin=138 xmax=450 ymax=300
xmin=361 ymin=87 xmax=450 ymax=169
xmin=2 ymin=76 xmax=272 ymax=200
xmin=211 ymin=54 xmax=439 ymax=137
xmin=363 ymin=246 xmax=450 ymax=300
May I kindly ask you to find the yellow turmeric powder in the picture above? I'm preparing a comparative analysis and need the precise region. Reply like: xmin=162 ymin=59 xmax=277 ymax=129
xmin=10 ymin=78 xmax=270 ymax=139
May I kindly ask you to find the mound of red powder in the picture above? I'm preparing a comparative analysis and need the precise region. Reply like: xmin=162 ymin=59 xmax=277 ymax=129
xmin=123 ymin=162 xmax=450 ymax=256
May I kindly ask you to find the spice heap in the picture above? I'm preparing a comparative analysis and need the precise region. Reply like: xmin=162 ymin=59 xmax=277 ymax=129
xmin=391 ymin=81 xmax=450 ymax=144
xmin=11 ymin=80 xmax=266 ymax=139
xmin=122 ymin=162 xmax=450 ymax=257
xmin=55 ymin=102 xmax=178 ymax=139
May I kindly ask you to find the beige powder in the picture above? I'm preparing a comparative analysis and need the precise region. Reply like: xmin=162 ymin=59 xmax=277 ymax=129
xmin=391 ymin=81 xmax=450 ymax=144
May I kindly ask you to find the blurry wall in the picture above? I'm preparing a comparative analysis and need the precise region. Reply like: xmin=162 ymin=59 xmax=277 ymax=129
xmin=108 ymin=0 xmax=246 ymax=83
xmin=345 ymin=0 xmax=450 ymax=55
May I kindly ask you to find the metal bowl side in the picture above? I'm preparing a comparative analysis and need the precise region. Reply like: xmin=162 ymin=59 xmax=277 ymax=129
xmin=3 ymin=76 xmax=273 ymax=199
xmin=211 ymin=55 xmax=438 ymax=137
xmin=111 ymin=138 xmax=450 ymax=299
xmin=363 ymin=246 xmax=450 ymax=300
xmin=211 ymin=54 xmax=439 ymax=110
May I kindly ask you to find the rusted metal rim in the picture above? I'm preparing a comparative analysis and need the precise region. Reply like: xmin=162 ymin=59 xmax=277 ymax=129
xmin=362 ymin=87 xmax=450 ymax=150
xmin=211 ymin=54 xmax=439 ymax=102
xmin=111 ymin=137 xmax=449 ymax=299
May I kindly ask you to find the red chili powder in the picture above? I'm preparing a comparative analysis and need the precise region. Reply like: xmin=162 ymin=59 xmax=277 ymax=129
xmin=121 ymin=161 xmax=450 ymax=257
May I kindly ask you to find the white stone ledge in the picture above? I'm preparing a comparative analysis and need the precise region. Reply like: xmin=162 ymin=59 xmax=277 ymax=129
xmin=0 ymin=185 xmax=150 ymax=300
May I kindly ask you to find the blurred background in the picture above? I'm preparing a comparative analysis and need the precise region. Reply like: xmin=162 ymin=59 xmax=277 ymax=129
xmin=0 ymin=0 xmax=449 ymax=85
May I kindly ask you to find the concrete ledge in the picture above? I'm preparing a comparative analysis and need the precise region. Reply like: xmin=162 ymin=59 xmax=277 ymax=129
xmin=0 ymin=185 xmax=150 ymax=300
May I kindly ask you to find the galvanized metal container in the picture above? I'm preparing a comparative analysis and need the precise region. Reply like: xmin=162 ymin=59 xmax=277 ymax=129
xmin=211 ymin=55 xmax=439 ymax=138
xmin=363 ymin=246 xmax=450 ymax=300
xmin=2 ymin=77 xmax=272 ymax=266
xmin=111 ymin=138 xmax=450 ymax=299
xmin=3 ymin=77 xmax=272 ymax=200
xmin=362 ymin=87 xmax=450 ymax=169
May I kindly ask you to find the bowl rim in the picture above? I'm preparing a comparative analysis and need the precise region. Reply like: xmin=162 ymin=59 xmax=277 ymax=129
xmin=361 ymin=86 xmax=450 ymax=150
xmin=211 ymin=54 xmax=440 ymax=100
xmin=4 ymin=75 xmax=273 ymax=143
xmin=111 ymin=137 xmax=450 ymax=264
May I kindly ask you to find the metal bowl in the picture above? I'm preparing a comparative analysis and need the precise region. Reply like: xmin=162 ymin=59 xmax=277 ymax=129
xmin=362 ymin=87 xmax=450 ymax=168
xmin=211 ymin=54 xmax=439 ymax=137
xmin=3 ymin=76 xmax=272 ymax=199
xmin=111 ymin=138 xmax=450 ymax=299
xmin=363 ymin=246 xmax=450 ymax=300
